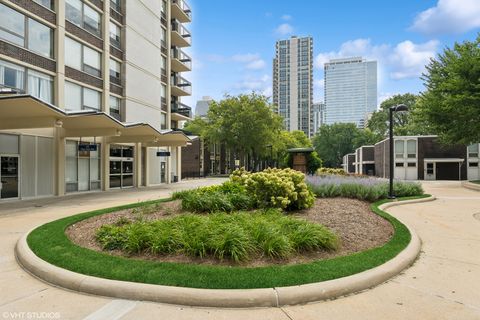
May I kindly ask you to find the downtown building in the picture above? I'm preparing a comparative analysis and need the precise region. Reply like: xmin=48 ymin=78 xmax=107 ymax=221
xmin=324 ymin=57 xmax=377 ymax=128
xmin=0 ymin=0 xmax=193 ymax=200
xmin=312 ymin=102 xmax=325 ymax=135
xmin=273 ymin=36 xmax=313 ymax=137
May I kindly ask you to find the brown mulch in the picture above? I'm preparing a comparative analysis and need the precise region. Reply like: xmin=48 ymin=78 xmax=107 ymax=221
xmin=66 ymin=198 xmax=393 ymax=267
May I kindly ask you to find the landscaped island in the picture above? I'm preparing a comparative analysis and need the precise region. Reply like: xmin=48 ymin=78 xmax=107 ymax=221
xmin=27 ymin=168 xmax=426 ymax=289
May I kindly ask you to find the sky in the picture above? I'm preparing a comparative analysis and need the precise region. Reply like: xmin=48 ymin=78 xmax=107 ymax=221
xmin=183 ymin=0 xmax=480 ymax=110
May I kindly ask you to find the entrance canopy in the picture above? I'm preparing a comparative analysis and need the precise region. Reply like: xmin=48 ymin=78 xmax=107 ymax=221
xmin=0 ymin=95 xmax=190 ymax=147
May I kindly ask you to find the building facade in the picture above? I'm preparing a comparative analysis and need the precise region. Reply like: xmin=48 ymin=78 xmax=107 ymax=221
xmin=324 ymin=57 xmax=377 ymax=128
xmin=273 ymin=36 xmax=313 ymax=137
xmin=312 ymin=102 xmax=325 ymax=135
xmin=0 ymin=0 xmax=192 ymax=200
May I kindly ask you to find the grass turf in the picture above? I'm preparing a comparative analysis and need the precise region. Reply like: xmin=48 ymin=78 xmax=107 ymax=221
xmin=26 ymin=195 xmax=429 ymax=289
xmin=471 ymin=180 xmax=480 ymax=185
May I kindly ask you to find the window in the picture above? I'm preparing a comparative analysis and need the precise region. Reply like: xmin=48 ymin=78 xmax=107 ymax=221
xmin=65 ymin=37 xmax=101 ymax=77
xmin=161 ymin=85 xmax=166 ymax=98
xmin=65 ymin=81 xmax=101 ymax=111
xmin=109 ymin=58 xmax=121 ymax=80
xmin=395 ymin=162 xmax=404 ymax=167
xmin=65 ymin=82 xmax=82 ymax=111
xmin=66 ymin=0 xmax=101 ymax=36
xmin=28 ymin=19 xmax=53 ymax=58
xmin=0 ymin=60 xmax=53 ymax=103
xmin=109 ymin=22 xmax=121 ymax=48
xmin=469 ymin=162 xmax=479 ymax=167
xmin=111 ymin=0 xmax=121 ymax=12
xmin=83 ymin=87 xmax=100 ymax=110
xmin=0 ymin=3 xmax=25 ymax=46
xmin=0 ymin=60 xmax=25 ymax=91
xmin=161 ymin=28 xmax=166 ymax=47
xmin=0 ymin=4 xmax=54 ymax=58
xmin=83 ymin=5 xmax=101 ymax=35
xmin=407 ymin=162 xmax=416 ymax=167
xmin=407 ymin=140 xmax=416 ymax=158
xmin=109 ymin=96 xmax=120 ymax=120
xmin=83 ymin=45 xmax=101 ymax=76
xmin=395 ymin=140 xmax=404 ymax=159
xmin=468 ymin=144 xmax=479 ymax=158
xmin=27 ymin=70 xmax=53 ymax=103
xmin=161 ymin=113 xmax=166 ymax=130
xmin=426 ymin=163 xmax=434 ymax=175
xmin=34 ymin=0 xmax=53 ymax=9
xmin=161 ymin=56 xmax=166 ymax=74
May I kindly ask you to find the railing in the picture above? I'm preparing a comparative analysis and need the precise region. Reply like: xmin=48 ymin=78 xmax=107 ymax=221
xmin=172 ymin=0 xmax=192 ymax=19
xmin=171 ymin=21 xmax=192 ymax=45
xmin=171 ymin=47 xmax=192 ymax=69
xmin=171 ymin=75 xmax=192 ymax=95
xmin=171 ymin=101 xmax=192 ymax=118
xmin=0 ymin=84 xmax=25 ymax=94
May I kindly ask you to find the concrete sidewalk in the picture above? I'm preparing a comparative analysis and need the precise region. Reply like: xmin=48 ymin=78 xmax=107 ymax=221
xmin=1 ymin=181 xmax=479 ymax=319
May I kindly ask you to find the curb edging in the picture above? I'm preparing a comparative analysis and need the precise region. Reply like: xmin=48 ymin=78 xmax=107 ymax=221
xmin=15 ymin=196 xmax=435 ymax=308
xmin=462 ymin=181 xmax=480 ymax=192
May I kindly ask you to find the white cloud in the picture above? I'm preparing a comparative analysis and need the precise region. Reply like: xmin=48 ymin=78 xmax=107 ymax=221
xmin=410 ymin=0 xmax=480 ymax=35
xmin=233 ymin=75 xmax=271 ymax=94
xmin=275 ymin=23 xmax=294 ymax=36
xmin=314 ymin=79 xmax=325 ymax=90
xmin=232 ymin=53 xmax=261 ymax=63
xmin=378 ymin=92 xmax=397 ymax=105
xmin=314 ymin=38 xmax=439 ymax=80
xmin=281 ymin=14 xmax=292 ymax=21
xmin=389 ymin=40 xmax=439 ymax=79
xmin=246 ymin=59 xmax=266 ymax=70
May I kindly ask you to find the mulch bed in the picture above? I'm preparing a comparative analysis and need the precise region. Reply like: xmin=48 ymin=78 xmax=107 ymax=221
xmin=66 ymin=198 xmax=393 ymax=267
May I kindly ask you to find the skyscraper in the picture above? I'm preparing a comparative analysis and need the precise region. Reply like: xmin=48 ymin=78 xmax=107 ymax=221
xmin=312 ymin=102 xmax=326 ymax=135
xmin=324 ymin=57 xmax=377 ymax=128
xmin=273 ymin=36 xmax=313 ymax=137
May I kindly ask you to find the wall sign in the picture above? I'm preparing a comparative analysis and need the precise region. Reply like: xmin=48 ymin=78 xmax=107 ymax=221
xmin=78 ymin=144 xmax=98 ymax=152
xmin=157 ymin=151 xmax=171 ymax=157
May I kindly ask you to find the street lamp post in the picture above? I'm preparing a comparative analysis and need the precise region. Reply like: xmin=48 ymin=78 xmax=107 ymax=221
xmin=388 ymin=104 xmax=409 ymax=199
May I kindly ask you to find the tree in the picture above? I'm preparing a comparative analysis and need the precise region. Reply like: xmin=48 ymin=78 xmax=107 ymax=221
xmin=184 ymin=93 xmax=284 ymax=170
xmin=415 ymin=35 xmax=480 ymax=145
xmin=273 ymin=130 xmax=312 ymax=167
xmin=367 ymin=93 xmax=426 ymax=138
xmin=312 ymin=123 xmax=375 ymax=168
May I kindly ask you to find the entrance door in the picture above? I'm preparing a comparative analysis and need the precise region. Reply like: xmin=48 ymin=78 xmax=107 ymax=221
xmin=425 ymin=162 xmax=435 ymax=180
xmin=0 ymin=156 xmax=19 ymax=199
xmin=161 ymin=162 xmax=166 ymax=183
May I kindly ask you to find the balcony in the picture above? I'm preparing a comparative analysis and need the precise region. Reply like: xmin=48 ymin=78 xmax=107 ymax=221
xmin=171 ymin=101 xmax=192 ymax=121
xmin=171 ymin=75 xmax=192 ymax=96
xmin=171 ymin=21 xmax=191 ymax=47
xmin=171 ymin=47 xmax=192 ymax=72
xmin=171 ymin=0 xmax=191 ymax=23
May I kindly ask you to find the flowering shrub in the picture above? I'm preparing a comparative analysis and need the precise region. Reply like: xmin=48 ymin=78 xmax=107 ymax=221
xmin=231 ymin=168 xmax=315 ymax=211
xmin=306 ymin=175 xmax=424 ymax=202
xmin=316 ymin=167 xmax=347 ymax=176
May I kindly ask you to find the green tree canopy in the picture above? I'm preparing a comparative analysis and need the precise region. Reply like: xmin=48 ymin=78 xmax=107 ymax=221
xmin=184 ymin=93 xmax=284 ymax=169
xmin=415 ymin=35 xmax=480 ymax=144
xmin=367 ymin=93 xmax=427 ymax=138
xmin=312 ymin=123 xmax=377 ymax=168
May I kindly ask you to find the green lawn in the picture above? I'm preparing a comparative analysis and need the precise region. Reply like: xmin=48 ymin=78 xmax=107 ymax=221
xmin=471 ymin=180 xmax=480 ymax=185
xmin=27 ymin=195 xmax=429 ymax=289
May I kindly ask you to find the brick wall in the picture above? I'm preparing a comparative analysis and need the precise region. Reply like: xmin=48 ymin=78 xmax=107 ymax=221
xmin=65 ymin=66 xmax=103 ymax=89
xmin=66 ymin=21 xmax=103 ymax=50
xmin=0 ymin=40 xmax=56 ymax=72
xmin=8 ymin=0 xmax=56 ymax=24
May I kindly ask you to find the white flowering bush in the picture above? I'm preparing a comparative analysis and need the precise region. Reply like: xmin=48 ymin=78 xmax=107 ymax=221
xmin=231 ymin=168 xmax=315 ymax=211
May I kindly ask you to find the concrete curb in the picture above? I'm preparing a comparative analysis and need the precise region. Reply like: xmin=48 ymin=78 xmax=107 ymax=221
xmin=15 ymin=196 xmax=435 ymax=308
xmin=462 ymin=181 xmax=480 ymax=192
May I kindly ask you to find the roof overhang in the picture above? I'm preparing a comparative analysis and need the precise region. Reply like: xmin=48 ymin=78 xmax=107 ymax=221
xmin=0 ymin=95 xmax=191 ymax=147
xmin=424 ymin=158 xmax=465 ymax=163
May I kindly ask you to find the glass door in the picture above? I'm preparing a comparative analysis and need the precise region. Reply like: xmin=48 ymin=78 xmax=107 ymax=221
xmin=0 ymin=156 xmax=19 ymax=199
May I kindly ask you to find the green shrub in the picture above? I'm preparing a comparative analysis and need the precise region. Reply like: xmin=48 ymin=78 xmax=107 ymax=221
xmin=96 ymin=210 xmax=338 ymax=262
xmin=316 ymin=167 xmax=347 ymax=176
xmin=231 ymin=168 xmax=315 ymax=211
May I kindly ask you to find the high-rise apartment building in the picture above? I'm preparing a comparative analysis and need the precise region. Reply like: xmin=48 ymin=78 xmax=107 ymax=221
xmin=273 ymin=36 xmax=313 ymax=137
xmin=324 ymin=57 xmax=377 ymax=128
xmin=0 ymin=0 xmax=192 ymax=200
xmin=312 ymin=102 xmax=326 ymax=135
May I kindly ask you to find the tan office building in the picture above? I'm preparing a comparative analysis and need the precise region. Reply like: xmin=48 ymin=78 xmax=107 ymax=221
xmin=0 ymin=0 xmax=192 ymax=200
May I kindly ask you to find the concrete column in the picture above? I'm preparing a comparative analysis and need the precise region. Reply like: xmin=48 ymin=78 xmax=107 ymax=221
xmin=166 ymin=146 xmax=172 ymax=184
xmin=176 ymin=146 xmax=182 ymax=182
xmin=54 ymin=127 xmax=65 ymax=196
xmin=54 ymin=0 xmax=66 ymax=108
xmin=102 ymin=138 xmax=110 ymax=191
xmin=134 ymin=143 xmax=142 ymax=187
xmin=102 ymin=0 xmax=111 ymax=112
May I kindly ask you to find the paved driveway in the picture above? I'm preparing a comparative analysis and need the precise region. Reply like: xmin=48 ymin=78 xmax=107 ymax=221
xmin=1 ymin=181 xmax=479 ymax=320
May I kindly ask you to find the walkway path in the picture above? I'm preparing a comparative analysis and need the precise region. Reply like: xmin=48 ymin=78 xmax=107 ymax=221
xmin=1 ymin=181 xmax=479 ymax=319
